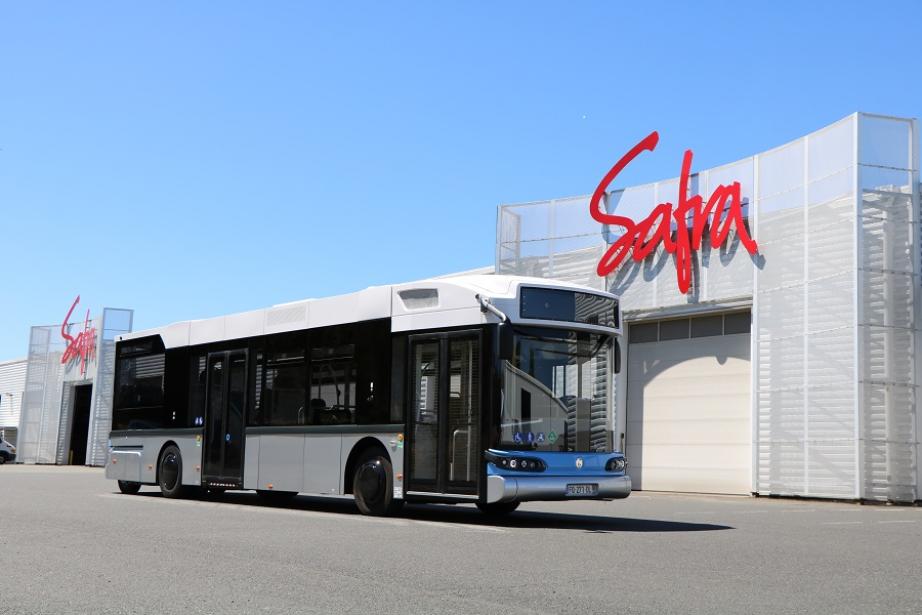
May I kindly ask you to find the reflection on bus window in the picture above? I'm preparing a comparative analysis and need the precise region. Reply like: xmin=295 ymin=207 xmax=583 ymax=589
xmin=501 ymin=329 xmax=611 ymax=453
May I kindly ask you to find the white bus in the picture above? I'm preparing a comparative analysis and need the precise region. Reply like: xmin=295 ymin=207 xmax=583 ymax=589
xmin=106 ymin=275 xmax=630 ymax=515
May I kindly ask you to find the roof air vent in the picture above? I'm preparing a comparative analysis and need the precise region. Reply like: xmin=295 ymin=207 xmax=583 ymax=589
xmin=399 ymin=288 xmax=439 ymax=310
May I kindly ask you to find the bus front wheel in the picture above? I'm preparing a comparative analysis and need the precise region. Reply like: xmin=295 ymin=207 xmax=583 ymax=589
xmin=158 ymin=445 xmax=187 ymax=499
xmin=353 ymin=452 xmax=403 ymax=516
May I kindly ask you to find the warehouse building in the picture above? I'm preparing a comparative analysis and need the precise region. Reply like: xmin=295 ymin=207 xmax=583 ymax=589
xmin=497 ymin=112 xmax=921 ymax=502
xmin=15 ymin=303 xmax=133 ymax=466
xmin=0 ymin=358 xmax=27 ymax=448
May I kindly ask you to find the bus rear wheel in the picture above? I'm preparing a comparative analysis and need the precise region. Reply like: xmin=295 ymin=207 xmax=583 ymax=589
xmin=117 ymin=480 xmax=141 ymax=495
xmin=353 ymin=452 xmax=403 ymax=516
xmin=158 ymin=445 xmax=187 ymax=499
xmin=477 ymin=501 xmax=520 ymax=516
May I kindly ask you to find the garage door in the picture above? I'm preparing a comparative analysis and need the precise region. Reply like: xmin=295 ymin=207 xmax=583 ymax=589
xmin=626 ymin=312 xmax=751 ymax=494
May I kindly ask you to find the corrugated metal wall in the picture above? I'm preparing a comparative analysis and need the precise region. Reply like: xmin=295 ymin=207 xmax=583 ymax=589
xmin=87 ymin=308 xmax=133 ymax=466
xmin=0 ymin=358 xmax=27 ymax=446
xmin=17 ymin=326 xmax=66 ymax=464
xmin=754 ymin=116 xmax=858 ymax=499
xmin=857 ymin=114 xmax=919 ymax=502
xmin=496 ymin=112 xmax=920 ymax=502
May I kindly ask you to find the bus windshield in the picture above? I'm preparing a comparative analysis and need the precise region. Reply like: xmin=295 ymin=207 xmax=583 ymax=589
xmin=500 ymin=328 xmax=612 ymax=453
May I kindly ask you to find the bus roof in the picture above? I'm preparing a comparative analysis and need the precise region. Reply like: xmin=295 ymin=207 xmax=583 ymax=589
xmin=117 ymin=274 xmax=618 ymax=349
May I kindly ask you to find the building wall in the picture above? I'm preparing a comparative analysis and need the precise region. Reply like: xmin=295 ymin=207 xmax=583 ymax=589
xmin=0 ymin=358 xmax=27 ymax=445
xmin=497 ymin=112 xmax=920 ymax=502
xmin=857 ymin=115 xmax=920 ymax=502
xmin=17 ymin=308 xmax=133 ymax=466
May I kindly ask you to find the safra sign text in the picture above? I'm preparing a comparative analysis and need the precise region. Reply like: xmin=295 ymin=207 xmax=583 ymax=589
xmin=60 ymin=295 xmax=98 ymax=376
xmin=589 ymin=131 xmax=759 ymax=294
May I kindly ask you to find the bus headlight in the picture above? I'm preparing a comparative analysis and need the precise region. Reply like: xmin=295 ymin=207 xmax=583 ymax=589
xmin=485 ymin=451 xmax=546 ymax=472
xmin=605 ymin=457 xmax=626 ymax=472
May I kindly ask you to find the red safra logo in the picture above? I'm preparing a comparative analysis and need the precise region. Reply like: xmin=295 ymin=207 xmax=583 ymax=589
xmin=60 ymin=295 xmax=97 ymax=376
xmin=589 ymin=131 xmax=759 ymax=294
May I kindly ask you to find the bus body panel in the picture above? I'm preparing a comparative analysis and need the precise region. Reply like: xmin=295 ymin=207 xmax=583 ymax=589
xmin=249 ymin=433 xmax=305 ymax=493
xmin=483 ymin=451 xmax=630 ymax=503
xmin=240 ymin=431 xmax=402 ymax=496
xmin=106 ymin=431 xmax=204 ymax=487
xmin=486 ymin=473 xmax=631 ymax=503
xmin=340 ymin=433 xmax=403 ymax=496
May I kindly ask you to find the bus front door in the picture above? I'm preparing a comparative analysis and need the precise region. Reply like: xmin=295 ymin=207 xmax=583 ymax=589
xmin=202 ymin=349 xmax=247 ymax=489
xmin=405 ymin=332 xmax=481 ymax=499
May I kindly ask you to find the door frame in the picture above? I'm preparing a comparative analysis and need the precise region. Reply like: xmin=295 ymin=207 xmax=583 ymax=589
xmin=404 ymin=329 xmax=483 ymax=500
xmin=202 ymin=348 xmax=248 ymax=488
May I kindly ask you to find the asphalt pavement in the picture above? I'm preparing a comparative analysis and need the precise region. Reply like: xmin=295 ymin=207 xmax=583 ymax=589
xmin=1 ymin=465 xmax=920 ymax=614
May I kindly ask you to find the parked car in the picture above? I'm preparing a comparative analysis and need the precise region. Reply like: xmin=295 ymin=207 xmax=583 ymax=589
xmin=0 ymin=437 xmax=15 ymax=464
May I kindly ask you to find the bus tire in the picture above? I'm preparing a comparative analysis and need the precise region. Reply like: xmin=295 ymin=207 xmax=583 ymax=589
xmin=158 ymin=445 xmax=187 ymax=499
xmin=353 ymin=452 xmax=402 ymax=516
xmin=117 ymin=480 xmax=141 ymax=495
xmin=476 ymin=501 xmax=520 ymax=516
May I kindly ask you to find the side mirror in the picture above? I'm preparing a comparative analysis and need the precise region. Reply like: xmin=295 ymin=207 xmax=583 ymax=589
xmin=614 ymin=339 xmax=622 ymax=374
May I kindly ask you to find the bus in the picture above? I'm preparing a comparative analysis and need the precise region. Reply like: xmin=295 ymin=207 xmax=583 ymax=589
xmin=106 ymin=275 xmax=630 ymax=515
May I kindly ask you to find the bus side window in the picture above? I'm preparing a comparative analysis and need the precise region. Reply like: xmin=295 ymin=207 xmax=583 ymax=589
xmin=306 ymin=320 xmax=391 ymax=426
xmin=112 ymin=336 xmax=167 ymax=431
xmin=309 ymin=344 xmax=356 ymax=426
xmin=259 ymin=332 xmax=307 ymax=426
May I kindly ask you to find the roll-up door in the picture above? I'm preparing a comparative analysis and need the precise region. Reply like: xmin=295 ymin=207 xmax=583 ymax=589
xmin=626 ymin=312 xmax=751 ymax=494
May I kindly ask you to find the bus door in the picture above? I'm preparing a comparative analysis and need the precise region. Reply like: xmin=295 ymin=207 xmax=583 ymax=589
xmin=202 ymin=349 xmax=247 ymax=489
xmin=405 ymin=332 xmax=481 ymax=498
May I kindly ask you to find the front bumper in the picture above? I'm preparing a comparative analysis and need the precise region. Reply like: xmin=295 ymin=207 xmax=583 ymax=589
xmin=486 ymin=473 xmax=631 ymax=503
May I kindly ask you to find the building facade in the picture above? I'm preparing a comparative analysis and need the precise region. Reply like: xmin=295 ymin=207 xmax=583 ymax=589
xmin=0 ymin=358 xmax=27 ymax=447
xmin=497 ymin=113 xmax=921 ymax=502
xmin=16 ymin=303 xmax=133 ymax=466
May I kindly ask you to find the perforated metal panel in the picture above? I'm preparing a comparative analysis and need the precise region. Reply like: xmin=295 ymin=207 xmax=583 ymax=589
xmin=857 ymin=115 xmax=919 ymax=502
xmin=754 ymin=117 xmax=859 ymax=498
xmin=87 ymin=308 xmax=133 ymax=467
xmin=17 ymin=326 xmax=66 ymax=464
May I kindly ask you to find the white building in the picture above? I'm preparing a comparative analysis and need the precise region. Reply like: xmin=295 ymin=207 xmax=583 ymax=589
xmin=497 ymin=112 xmax=921 ymax=502
xmin=0 ymin=358 xmax=27 ymax=446
xmin=15 ymin=305 xmax=133 ymax=466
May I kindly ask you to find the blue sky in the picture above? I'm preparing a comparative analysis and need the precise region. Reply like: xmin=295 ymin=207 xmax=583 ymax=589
xmin=1 ymin=1 xmax=919 ymax=359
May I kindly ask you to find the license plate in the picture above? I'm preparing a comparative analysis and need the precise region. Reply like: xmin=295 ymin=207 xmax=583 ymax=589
xmin=565 ymin=483 xmax=599 ymax=497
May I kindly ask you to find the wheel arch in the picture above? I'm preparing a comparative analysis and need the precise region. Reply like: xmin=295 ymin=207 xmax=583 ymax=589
xmin=343 ymin=437 xmax=391 ymax=495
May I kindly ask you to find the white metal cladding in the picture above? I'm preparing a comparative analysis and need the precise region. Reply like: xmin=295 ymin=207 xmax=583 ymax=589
xmin=0 ymin=359 xmax=27 ymax=443
xmin=16 ymin=311 xmax=130 ymax=466
xmin=17 ymin=326 xmax=67 ymax=464
xmin=856 ymin=115 xmax=919 ymax=502
xmin=754 ymin=116 xmax=858 ymax=499
xmin=87 ymin=308 xmax=133 ymax=466
xmin=496 ymin=113 xmax=921 ymax=501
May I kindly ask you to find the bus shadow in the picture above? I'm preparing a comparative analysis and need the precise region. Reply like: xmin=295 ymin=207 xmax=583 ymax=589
xmin=134 ymin=490 xmax=733 ymax=533
xmin=403 ymin=504 xmax=733 ymax=533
